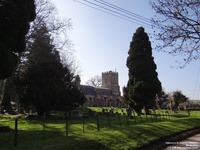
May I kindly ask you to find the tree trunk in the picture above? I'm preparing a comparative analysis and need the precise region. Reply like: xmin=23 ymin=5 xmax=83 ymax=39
xmin=1 ymin=79 xmax=13 ymax=113
xmin=137 ymin=110 xmax=142 ymax=116
xmin=144 ymin=105 xmax=150 ymax=115
xmin=134 ymin=107 xmax=142 ymax=116
xmin=0 ymin=80 xmax=6 ymax=113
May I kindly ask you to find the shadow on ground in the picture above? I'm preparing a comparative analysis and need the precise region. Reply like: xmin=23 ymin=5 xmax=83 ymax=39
xmin=135 ymin=126 xmax=200 ymax=150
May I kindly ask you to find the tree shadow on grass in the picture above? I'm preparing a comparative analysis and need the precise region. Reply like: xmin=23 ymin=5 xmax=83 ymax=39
xmin=125 ymin=118 xmax=200 ymax=150
xmin=1 ymin=115 xmax=199 ymax=150
xmin=0 ymin=129 xmax=109 ymax=150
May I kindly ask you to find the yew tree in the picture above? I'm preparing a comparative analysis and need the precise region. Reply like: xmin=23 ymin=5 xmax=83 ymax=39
xmin=126 ymin=27 xmax=162 ymax=115
xmin=0 ymin=0 xmax=35 ymax=79
xmin=15 ymin=25 xmax=85 ymax=116
xmin=0 ymin=0 xmax=76 ymax=113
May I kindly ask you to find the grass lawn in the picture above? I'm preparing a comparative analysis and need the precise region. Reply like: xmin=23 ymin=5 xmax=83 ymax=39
xmin=0 ymin=108 xmax=200 ymax=150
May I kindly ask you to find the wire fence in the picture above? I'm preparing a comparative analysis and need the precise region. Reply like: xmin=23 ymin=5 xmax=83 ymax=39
xmin=0 ymin=109 xmax=198 ymax=147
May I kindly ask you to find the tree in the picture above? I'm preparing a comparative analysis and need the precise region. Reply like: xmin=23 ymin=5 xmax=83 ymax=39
xmin=156 ymin=90 xmax=169 ymax=109
xmin=126 ymin=27 xmax=162 ymax=115
xmin=74 ymin=75 xmax=81 ymax=86
xmin=172 ymin=90 xmax=188 ymax=109
xmin=28 ymin=0 xmax=74 ymax=67
xmin=0 ymin=0 xmax=77 ymax=113
xmin=0 ymin=0 xmax=36 ymax=79
xmin=15 ymin=25 xmax=85 ymax=116
xmin=122 ymin=86 xmax=129 ymax=105
xmin=0 ymin=80 xmax=6 ymax=113
xmin=86 ymin=75 xmax=102 ymax=87
xmin=25 ymin=0 xmax=80 ymax=75
xmin=122 ymin=86 xmax=135 ymax=109
xmin=150 ymin=0 xmax=200 ymax=66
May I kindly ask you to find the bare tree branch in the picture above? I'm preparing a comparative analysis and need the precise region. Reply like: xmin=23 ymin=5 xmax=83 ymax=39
xmin=86 ymin=75 xmax=102 ymax=87
xmin=24 ymin=0 xmax=80 ymax=74
xmin=27 ymin=0 xmax=73 ymax=55
xmin=150 ymin=0 xmax=200 ymax=67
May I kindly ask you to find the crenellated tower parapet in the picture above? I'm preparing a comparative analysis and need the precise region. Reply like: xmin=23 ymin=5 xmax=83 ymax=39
xmin=102 ymin=71 xmax=120 ymax=96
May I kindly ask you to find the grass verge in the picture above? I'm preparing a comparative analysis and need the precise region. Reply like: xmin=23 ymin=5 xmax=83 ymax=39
xmin=0 ymin=109 xmax=199 ymax=150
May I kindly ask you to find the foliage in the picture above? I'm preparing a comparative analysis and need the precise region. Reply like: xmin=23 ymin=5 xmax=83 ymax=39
xmin=150 ymin=0 xmax=200 ymax=66
xmin=86 ymin=75 xmax=102 ymax=87
xmin=173 ymin=90 xmax=188 ymax=106
xmin=28 ymin=0 xmax=77 ymax=72
xmin=122 ymin=86 xmax=134 ymax=108
xmin=0 ymin=0 xmax=36 ymax=79
xmin=15 ymin=25 xmax=86 ymax=116
xmin=156 ymin=90 xmax=169 ymax=109
xmin=17 ymin=0 xmax=75 ymax=78
xmin=1 ymin=78 xmax=14 ymax=113
xmin=74 ymin=75 xmax=81 ymax=85
xmin=122 ymin=86 xmax=129 ymax=105
xmin=126 ymin=27 xmax=162 ymax=115
xmin=0 ymin=0 xmax=80 ymax=114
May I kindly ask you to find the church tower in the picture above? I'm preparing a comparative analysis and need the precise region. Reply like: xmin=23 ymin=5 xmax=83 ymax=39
xmin=102 ymin=71 xmax=121 ymax=96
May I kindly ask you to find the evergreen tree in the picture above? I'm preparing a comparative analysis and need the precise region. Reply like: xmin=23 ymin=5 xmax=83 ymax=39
xmin=15 ymin=25 xmax=85 ymax=116
xmin=0 ymin=0 xmax=35 ymax=79
xmin=156 ymin=90 xmax=169 ymax=109
xmin=122 ymin=86 xmax=129 ymax=105
xmin=126 ymin=27 xmax=162 ymax=115
xmin=172 ymin=91 xmax=188 ymax=108
xmin=0 ymin=0 xmax=77 ymax=114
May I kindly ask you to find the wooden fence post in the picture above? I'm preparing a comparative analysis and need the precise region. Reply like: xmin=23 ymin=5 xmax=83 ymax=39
xmin=159 ymin=112 xmax=162 ymax=122
xmin=150 ymin=114 xmax=153 ymax=122
xmin=162 ymin=111 xmax=165 ymax=122
xmin=168 ymin=111 xmax=170 ymax=120
xmin=133 ymin=111 xmax=136 ymax=124
xmin=154 ymin=111 xmax=157 ymax=122
xmin=43 ymin=112 xmax=46 ymax=139
xmin=96 ymin=114 xmax=99 ymax=131
xmin=126 ymin=115 xmax=129 ymax=125
xmin=107 ymin=114 xmax=111 ymax=129
xmin=145 ymin=114 xmax=148 ymax=123
xmin=117 ymin=114 xmax=122 ymax=127
xmin=14 ymin=119 xmax=18 ymax=147
xmin=140 ymin=115 xmax=142 ymax=123
xmin=66 ymin=119 xmax=69 ymax=137
xmin=82 ymin=117 xmax=85 ymax=133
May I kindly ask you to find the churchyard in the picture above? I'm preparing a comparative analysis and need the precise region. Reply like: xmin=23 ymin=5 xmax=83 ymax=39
xmin=0 ymin=107 xmax=200 ymax=150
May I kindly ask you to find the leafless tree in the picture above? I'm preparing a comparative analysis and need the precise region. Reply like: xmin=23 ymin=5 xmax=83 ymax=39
xmin=150 ymin=0 xmax=200 ymax=67
xmin=23 ymin=0 xmax=81 ymax=74
xmin=24 ymin=0 xmax=74 ymax=64
xmin=86 ymin=75 xmax=102 ymax=87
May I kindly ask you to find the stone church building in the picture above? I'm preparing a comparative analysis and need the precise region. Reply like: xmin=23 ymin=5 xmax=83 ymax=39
xmin=81 ymin=71 xmax=123 ymax=107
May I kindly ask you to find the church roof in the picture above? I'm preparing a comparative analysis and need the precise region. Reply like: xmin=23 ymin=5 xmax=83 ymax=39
xmin=80 ymin=85 xmax=97 ymax=95
xmin=95 ymin=87 xmax=110 ymax=90
xmin=81 ymin=85 xmax=120 ymax=97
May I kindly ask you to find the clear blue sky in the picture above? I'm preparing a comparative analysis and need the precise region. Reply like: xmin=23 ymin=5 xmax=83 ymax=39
xmin=51 ymin=0 xmax=200 ymax=100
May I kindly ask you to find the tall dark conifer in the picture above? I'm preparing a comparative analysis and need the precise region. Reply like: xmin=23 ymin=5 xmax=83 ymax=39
xmin=126 ymin=27 xmax=161 ymax=115
xmin=0 ymin=0 xmax=35 ymax=79
xmin=15 ymin=25 xmax=85 ymax=116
